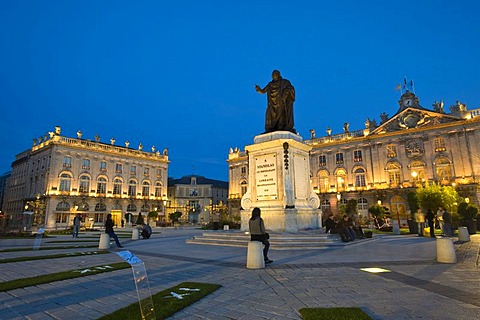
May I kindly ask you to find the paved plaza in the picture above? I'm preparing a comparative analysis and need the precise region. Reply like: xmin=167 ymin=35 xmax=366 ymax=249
xmin=1 ymin=227 xmax=479 ymax=320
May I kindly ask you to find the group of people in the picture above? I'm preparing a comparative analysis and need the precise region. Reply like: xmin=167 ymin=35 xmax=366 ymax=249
xmin=415 ymin=206 xmax=452 ymax=237
xmin=324 ymin=214 xmax=366 ymax=242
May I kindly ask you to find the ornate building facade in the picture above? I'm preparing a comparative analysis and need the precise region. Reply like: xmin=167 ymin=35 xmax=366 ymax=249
xmin=166 ymin=175 xmax=228 ymax=224
xmin=228 ymin=90 xmax=480 ymax=226
xmin=2 ymin=126 xmax=169 ymax=230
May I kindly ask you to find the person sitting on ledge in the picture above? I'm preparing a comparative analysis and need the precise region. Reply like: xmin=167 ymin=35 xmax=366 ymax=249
xmin=331 ymin=215 xmax=354 ymax=242
xmin=325 ymin=214 xmax=336 ymax=234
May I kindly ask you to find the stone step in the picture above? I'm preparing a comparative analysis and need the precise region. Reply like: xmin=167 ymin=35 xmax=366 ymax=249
xmin=186 ymin=230 xmax=371 ymax=250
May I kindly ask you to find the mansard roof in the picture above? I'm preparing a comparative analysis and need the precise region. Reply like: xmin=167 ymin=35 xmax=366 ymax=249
xmin=168 ymin=175 xmax=228 ymax=189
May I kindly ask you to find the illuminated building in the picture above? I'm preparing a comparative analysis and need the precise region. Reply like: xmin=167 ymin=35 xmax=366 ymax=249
xmin=228 ymin=91 xmax=480 ymax=225
xmin=2 ymin=126 xmax=169 ymax=230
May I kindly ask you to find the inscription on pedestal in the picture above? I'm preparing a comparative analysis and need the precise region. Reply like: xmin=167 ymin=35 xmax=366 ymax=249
xmin=293 ymin=154 xmax=308 ymax=199
xmin=255 ymin=154 xmax=277 ymax=200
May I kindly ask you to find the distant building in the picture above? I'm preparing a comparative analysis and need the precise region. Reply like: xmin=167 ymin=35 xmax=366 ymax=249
xmin=2 ymin=126 xmax=169 ymax=230
xmin=228 ymin=90 xmax=480 ymax=226
xmin=167 ymin=175 xmax=228 ymax=224
xmin=0 ymin=171 xmax=11 ymax=225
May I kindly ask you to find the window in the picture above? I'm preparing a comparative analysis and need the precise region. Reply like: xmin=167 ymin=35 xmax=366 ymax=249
xmin=410 ymin=160 xmax=425 ymax=185
xmin=387 ymin=145 xmax=397 ymax=158
xmin=353 ymin=150 xmax=363 ymax=162
xmin=77 ymin=201 xmax=89 ymax=211
xmin=157 ymin=169 xmax=162 ymax=178
xmin=100 ymin=161 xmax=107 ymax=172
xmin=335 ymin=169 xmax=346 ymax=191
xmin=113 ymin=178 xmax=122 ymax=195
xmin=155 ymin=182 xmax=163 ymax=197
xmin=128 ymin=179 xmax=137 ymax=196
xmin=94 ymin=213 xmax=105 ymax=223
xmin=56 ymin=213 xmax=68 ymax=223
xmin=317 ymin=170 xmax=329 ymax=193
xmin=354 ymin=168 xmax=366 ymax=187
xmin=240 ymin=181 xmax=247 ymax=196
xmin=130 ymin=165 xmax=136 ymax=175
xmin=321 ymin=199 xmax=331 ymax=213
xmin=56 ymin=201 xmax=70 ymax=211
xmin=127 ymin=204 xmax=137 ymax=212
xmin=335 ymin=152 xmax=344 ymax=164
xmin=82 ymin=159 xmax=90 ymax=170
xmin=97 ymin=177 xmax=107 ymax=194
xmin=386 ymin=162 xmax=401 ymax=187
xmin=144 ymin=167 xmax=150 ymax=177
xmin=115 ymin=163 xmax=123 ymax=173
xmin=141 ymin=204 xmax=150 ymax=212
xmin=434 ymin=137 xmax=446 ymax=152
xmin=189 ymin=188 xmax=198 ymax=196
xmin=241 ymin=166 xmax=247 ymax=175
xmin=79 ymin=175 xmax=90 ymax=193
xmin=142 ymin=181 xmax=150 ymax=196
xmin=95 ymin=202 xmax=107 ymax=211
xmin=63 ymin=156 xmax=72 ymax=168
xmin=319 ymin=155 xmax=326 ymax=167
xmin=435 ymin=157 xmax=452 ymax=184
xmin=59 ymin=173 xmax=72 ymax=192
xmin=357 ymin=198 xmax=368 ymax=217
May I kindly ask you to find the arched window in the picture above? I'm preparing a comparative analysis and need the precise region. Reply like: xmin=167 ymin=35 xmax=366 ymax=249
xmin=155 ymin=181 xmax=162 ymax=197
xmin=317 ymin=170 xmax=329 ymax=193
xmin=141 ymin=204 xmax=150 ymax=212
xmin=97 ymin=177 xmax=107 ymax=194
xmin=113 ymin=178 xmax=122 ymax=195
xmin=240 ymin=180 xmax=247 ymax=196
xmin=386 ymin=162 xmax=401 ymax=187
xmin=56 ymin=201 xmax=70 ymax=211
xmin=127 ymin=204 xmax=137 ymax=212
xmin=77 ymin=201 xmax=89 ymax=211
xmin=112 ymin=202 xmax=122 ymax=210
xmin=435 ymin=157 xmax=452 ymax=184
xmin=59 ymin=173 xmax=72 ymax=192
xmin=95 ymin=202 xmax=107 ymax=211
xmin=142 ymin=181 xmax=150 ymax=197
xmin=335 ymin=169 xmax=347 ymax=192
xmin=409 ymin=160 xmax=425 ymax=185
xmin=79 ymin=175 xmax=90 ymax=193
xmin=128 ymin=179 xmax=137 ymax=197
xmin=354 ymin=168 xmax=366 ymax=187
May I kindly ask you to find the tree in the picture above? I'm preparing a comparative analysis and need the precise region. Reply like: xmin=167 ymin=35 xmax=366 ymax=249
xmin=416 ymin=184 xmax=458 ymax=212
xmin=169 ymin=211 xmax=182 ymax=223
xmin=368 ymin=204 xmax=386 ymax=220
xmin=406 ymin=191 xmax=419 ymax=218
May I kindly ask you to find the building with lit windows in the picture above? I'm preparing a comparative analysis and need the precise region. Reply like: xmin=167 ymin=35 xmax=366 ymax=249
xmin=228 ymin=90 xmax=480 ymax=226
xmin=2 ymin=126 xmax=169 ymax=230
xmin=166 ymin=175 xmax=228 ymax=224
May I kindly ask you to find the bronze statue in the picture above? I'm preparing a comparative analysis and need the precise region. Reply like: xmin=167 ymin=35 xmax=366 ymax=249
xmin=256 ymin=70 xmax=296 ymax=133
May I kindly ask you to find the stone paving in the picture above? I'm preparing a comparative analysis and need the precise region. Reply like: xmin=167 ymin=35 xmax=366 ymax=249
xmin=0 ymin=227 xmax=479 ymax=319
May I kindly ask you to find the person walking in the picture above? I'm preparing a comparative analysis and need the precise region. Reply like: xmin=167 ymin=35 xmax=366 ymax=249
xmin=105 ymin=214 xmax=123 ymax=248
xmin=72 ymin=213 xmax=81 ymax=238
xmin=437 ymin=206 xmax=445 ymax=235
xmin=415 ymin=209 xmax=426 ymax=236
xmin=249 ymin=207 xmax=272 ymax=264
xmin=426 ymin=209 xmax=436 ymax=238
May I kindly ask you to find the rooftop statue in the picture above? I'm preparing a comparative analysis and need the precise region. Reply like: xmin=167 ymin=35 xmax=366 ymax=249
xmin=255 ymin=70 xmax=296 ymax=133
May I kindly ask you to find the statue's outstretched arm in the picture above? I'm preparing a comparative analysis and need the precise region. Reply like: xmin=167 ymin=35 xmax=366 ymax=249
xmin=255 ymin=84 xmax=267 ymax=94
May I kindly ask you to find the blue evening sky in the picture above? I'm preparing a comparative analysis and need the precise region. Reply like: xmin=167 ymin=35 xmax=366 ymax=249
xmin=1 ymin=1 xmax=479 ymax=181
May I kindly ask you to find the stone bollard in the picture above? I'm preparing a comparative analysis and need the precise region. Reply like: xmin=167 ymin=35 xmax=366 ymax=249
xmin=132 ymin=228 xmax=140 ymax=240
xmin=223 ymin=225 xmax=229 ymax=230
xmin=436 ymin=237 xmax=457 ymax=263
xmin=246 ymin=241 xmax=265 ymax=269
xmin=458 ymin=227 xmax=470 ymax=242
xmin=99 ymin=233 xmax=110 ymax=250
xmin=392 ymin=220 xmax=400 ymax=235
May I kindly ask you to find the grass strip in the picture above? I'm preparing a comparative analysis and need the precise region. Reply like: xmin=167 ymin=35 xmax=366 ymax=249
xmin=0 ymin=262 xmax=130 ymax=292
xmin=0 ymin=245 xmax=99 ymax=252
xmin=0 ymin=250 xmax=109 ymax=264
xmin=299 ymin=307 xmax=372 ymax=320
xmin=99 ymin=282 xmax=221 ymax=320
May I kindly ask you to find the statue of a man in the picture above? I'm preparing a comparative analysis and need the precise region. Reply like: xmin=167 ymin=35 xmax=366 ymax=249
xmin=256 ymin=70 xmax=296 ymax=133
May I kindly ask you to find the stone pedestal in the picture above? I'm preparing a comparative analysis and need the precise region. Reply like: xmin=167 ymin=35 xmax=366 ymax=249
xmin=436 ymin=237 xmax=457 ymax=263
xmin=241 ymin=132 xmax=321 ymax=232
xmin=246 ymin=241 xmax=265 ymax=269
xmin=98 ymin=233 xmax=110 ymax=250
xmin=458 ymin=226 xmax=470 ymax=242
xmin=132 ymin=228 xmax=140 ymax=240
